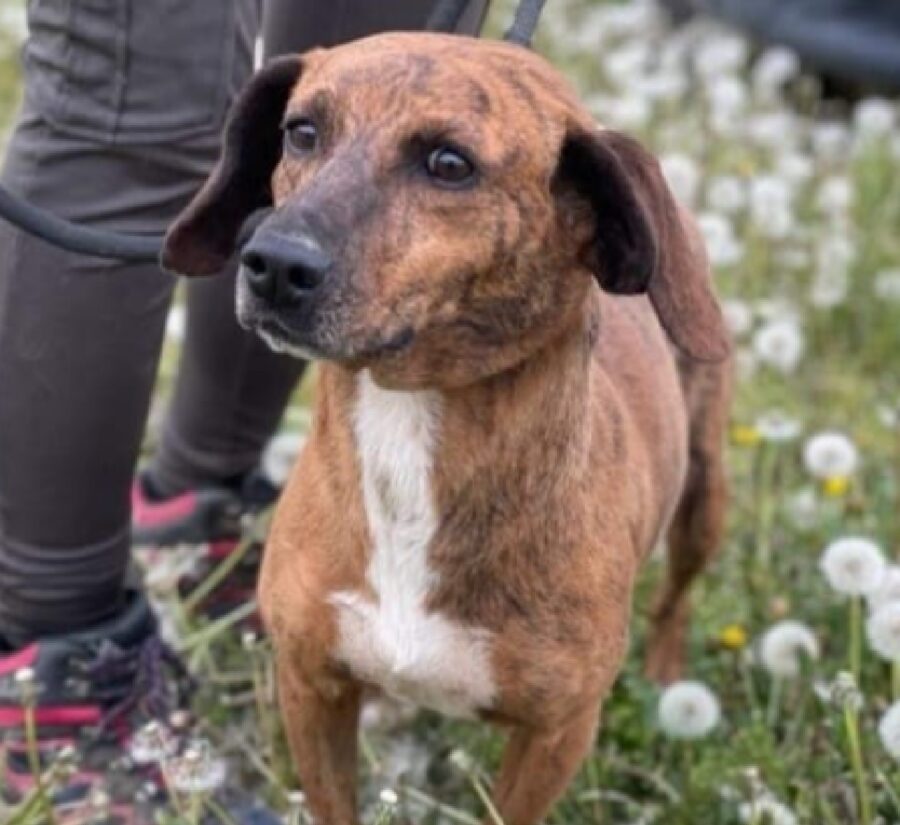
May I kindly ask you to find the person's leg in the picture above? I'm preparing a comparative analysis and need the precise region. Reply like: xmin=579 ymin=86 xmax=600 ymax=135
xmin=147 ymin=0 xmax=489 ymax=500
xmin=0 ymin=0 xmax=258 ymax=646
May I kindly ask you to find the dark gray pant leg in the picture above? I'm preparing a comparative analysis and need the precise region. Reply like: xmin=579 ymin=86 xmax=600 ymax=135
xmin=149 ymin=0 xmax=489 ymax=494
xmin=0 ymin=0 xmax=258 ymax=646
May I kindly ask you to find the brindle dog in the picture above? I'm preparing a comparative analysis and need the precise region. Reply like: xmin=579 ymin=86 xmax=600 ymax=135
xmin=163 ymin=32 xmax=732 ymax=825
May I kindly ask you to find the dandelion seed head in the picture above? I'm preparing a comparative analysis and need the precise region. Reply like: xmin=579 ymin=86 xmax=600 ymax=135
xmin=868 ymin=566 xmax=900 ymax=612
xmin=803 ymin=432 xmax=859 ymax=480
xmin=753 ymin=318 xmax=804 ymax=373
xmin=738 ymin=795 xmax=798 ymax=825
xmin=658 ymin=681 xmax=721 ymax=740
xmin=820 ymin=537 xmax=885 ymax=596
xmin=878 ymin=702 xmax=900 ymax=760
xmin=758 ymin=620 xmax=819 ymax=678
xmin=755 ymin=410 xmax=802 ymax=444
xmin=867 ymin=602 xmax=900 ymax=661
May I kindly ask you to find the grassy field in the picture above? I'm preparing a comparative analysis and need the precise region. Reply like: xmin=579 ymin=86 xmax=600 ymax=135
xmin=3 ymin=1 xmax=900 ymax=823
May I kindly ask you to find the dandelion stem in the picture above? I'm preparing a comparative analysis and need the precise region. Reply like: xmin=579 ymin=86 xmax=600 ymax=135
xmin=850 ymin=596 xmax=863 ymax=681
xmin=892 ymin=660 xmax=900 ymax=701
xmin=844 ymin=704 xmax=873 ymax=824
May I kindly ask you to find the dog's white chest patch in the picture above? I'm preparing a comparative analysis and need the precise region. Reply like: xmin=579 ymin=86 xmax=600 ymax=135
xmin=329 ymin=371 xmax=495 ymax=718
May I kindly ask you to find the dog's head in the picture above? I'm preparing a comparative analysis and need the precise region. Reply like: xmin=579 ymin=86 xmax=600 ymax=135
xmin=163 ymin=33 xmax=729 ymax=388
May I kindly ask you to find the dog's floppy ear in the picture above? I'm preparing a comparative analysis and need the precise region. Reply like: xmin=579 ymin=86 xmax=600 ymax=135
xmin=162 ymin=56 xmax=303 ymax=276
xmin=554 ymin=126 xmax=730 ymax=362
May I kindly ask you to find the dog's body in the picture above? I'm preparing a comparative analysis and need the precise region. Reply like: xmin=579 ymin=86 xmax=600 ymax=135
xmin=164 ymin=32 xmax=731 ymax=825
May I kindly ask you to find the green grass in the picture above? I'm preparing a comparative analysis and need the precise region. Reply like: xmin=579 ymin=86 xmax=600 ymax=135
xmin=4 ymin=1 xmax=900 ymax=823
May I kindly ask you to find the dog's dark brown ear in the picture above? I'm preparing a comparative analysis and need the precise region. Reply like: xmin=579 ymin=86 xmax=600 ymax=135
xmin=162 ymin=56 xmax=303 ymax=276
xmin=555 ymin=126 xmax=730 ymax=362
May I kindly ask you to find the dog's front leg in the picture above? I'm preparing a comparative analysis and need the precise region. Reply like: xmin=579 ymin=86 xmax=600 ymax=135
xmin=277 ymin=666 xmax=362 ymax=825
xmin=488 ymin=703 xmax=601 ymax=825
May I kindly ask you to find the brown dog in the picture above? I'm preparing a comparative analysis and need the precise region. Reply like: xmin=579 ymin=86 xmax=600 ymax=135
xmin=163 ymin=32 xmax=732 ymax=825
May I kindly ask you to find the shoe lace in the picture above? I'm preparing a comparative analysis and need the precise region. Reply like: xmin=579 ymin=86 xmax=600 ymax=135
xmin=87 ymin=634 xmax=194 ymax=735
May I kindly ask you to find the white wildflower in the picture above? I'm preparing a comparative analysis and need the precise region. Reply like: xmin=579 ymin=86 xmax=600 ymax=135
xmin=262 ymin=431 xmax=307 ymax=487
xmin=606 ymin=95 xmax=652 ymax=130
xmin=803 ymin=431 xmax=859 ymax=479
xmin=658 ymin=681 xmax=721 ymax=740
xmin=775 ymin=246 xmax=811 ymax=271
xmin=169 ymin=741 xmax=227 ymax=794
xmin=747 ymin=112 xmax=798 ymax=152
xmin=874 ymin=269 xmax=900 ymax=302
xmin=694 ymin=33 xmax=749 ymax=78
xmin=816 ymin=176 xmax=853 ymax=218
xmin=820 ymin=537 xmax=886 ymax=596
xmin=854 ymin=97 xmax=896 ymax=140
xmin=755 ymin=410 xmax=801 ymax=443
xmin=758 ymin=620 xmax=819 ymax=678
xmin=660 ymin=154 xmax=700 ymax=206
xmin=698 ymin=212 xmax=743 ymax=267
xmin=603 ymin=43 xmax=651 ymax=88
xmin=753 ymin=318 xmax=804 ymax=373
xmin=878 ymin=702 xmax=900 ymax=760
xmin=785 ymin=488 xmax=819 ymax=531
xmin=738 ymin=795 xmax=798 ymax=825
xmin=810 ymin=267 xmax=849 ymax=309
xmin=707 ymin=76 xmax=748 ymax=120
xmin=775 ymin=153 xmax=815 ymax=188
xmin=129 ymin=721 xmax=178 ymax=765
xmin=379 ymin=788 xmax=399 ymax=807
xmin=811 ymin=122 xmax=851 ymax=163
xmin=752 ymin=46 xmax=800 ymax=98
xmin=749 ymin=176 xmax=794 ymax=239
xmin=706 ymin=175 xmax=746 ymax=214
xmin=867 ymin=602 xmax=900 ymax=661
xmin=830 ymin=671 xmax=864 ymax=712
xmin=722 ymin=299 xmax=753 ymax=337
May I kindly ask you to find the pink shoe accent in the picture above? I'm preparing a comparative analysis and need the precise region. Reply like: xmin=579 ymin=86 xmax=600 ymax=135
xmin=131 ymin=482 xmax=197 ymax=528
xmin=207 ymin=539 xmax=241 ymax=560
xmin=0 ymin=705 xmax=102 ymax=728
xmin=0 ymin=643 xmax=38 ymax=676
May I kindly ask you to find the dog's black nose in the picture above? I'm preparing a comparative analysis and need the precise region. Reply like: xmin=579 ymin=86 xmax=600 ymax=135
xmin=240 ymin=230 xmax=331 ymax=305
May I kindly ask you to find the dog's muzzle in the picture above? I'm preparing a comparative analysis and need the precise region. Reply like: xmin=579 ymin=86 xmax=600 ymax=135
xmin=240 ymin=229 xmax=332 ymax=308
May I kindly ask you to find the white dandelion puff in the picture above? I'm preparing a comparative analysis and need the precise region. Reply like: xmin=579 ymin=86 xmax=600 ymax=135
xmin=758 ymin=620 xmax=819 ymax=678
xmin=751 ymin=46 xmax=800 ymax=98
xmin=721 ymin=299 xmax=753 ymax=338
xmin=785 ymin=488 xmax=819 ymax=531
xmin=706 ymin=175 xmax=746 ymax=214
xmin=753 ymin=318 xmax=804 ymax=373
xmin=869 ymin=566 xmax=900 ymax=611
xmin=660 ymin=154 xmax=700 ymax=206
xmin=262 ymin=431 xmax=307 ymax=487
xmin=755 ymin=410 xmax=802 ymax=444
xmin=697 ymin=213 xmax=744 ymax=267
xmin=854 ymin=97 xmax=896 ymax=139
xmin=169 ymin=742 xmax=227 ymax=794
xmin=867 ymin=603 xmax=900 ymax=661
xmin=812 ymin=122 xmax=851 ymax=163
xmin=878 ymin=702 xmax=900 ymax=760
xmin=658 ymin=681 xmax=721 ymax=740
xmin=803 ymin=431 xmax=859 ymax=479
xmin=816 ymin=176 xmax=853 ymax=218
xmin=820 ymin=537 xmax=886 ymax=596
xmin=738 ymin=795 xmax=798 ymax=825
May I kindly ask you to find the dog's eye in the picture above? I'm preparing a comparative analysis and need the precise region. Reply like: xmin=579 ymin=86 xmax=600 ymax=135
xmin=426 ymin=146 xmax=475 ymax=186
xmin=284 ymin=119 xmax=318 ymax=155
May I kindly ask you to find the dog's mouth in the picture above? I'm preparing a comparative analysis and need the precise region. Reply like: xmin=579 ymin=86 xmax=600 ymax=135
xmin=246 ymin=313 xmax=416 ymax=364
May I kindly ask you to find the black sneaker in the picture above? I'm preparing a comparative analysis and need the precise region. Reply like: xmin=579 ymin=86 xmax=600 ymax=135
xmin=130 ymin=469 xmax=279 ymax=548
xmin=0 ymin=591 xmax=276 ymax=824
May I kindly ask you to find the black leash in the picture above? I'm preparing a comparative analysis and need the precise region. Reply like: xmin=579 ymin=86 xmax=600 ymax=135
xmin=0 ymin=0 xmax=548 ymax=266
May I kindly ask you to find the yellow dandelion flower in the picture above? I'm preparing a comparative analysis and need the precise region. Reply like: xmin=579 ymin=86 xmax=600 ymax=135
xmin=822 ymin=475 xmax=850 ymax=497
xmin=718 ymin=624 xmax=748 ymax=650
xmin=731 ymin=424 xmax=762 ymax=447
